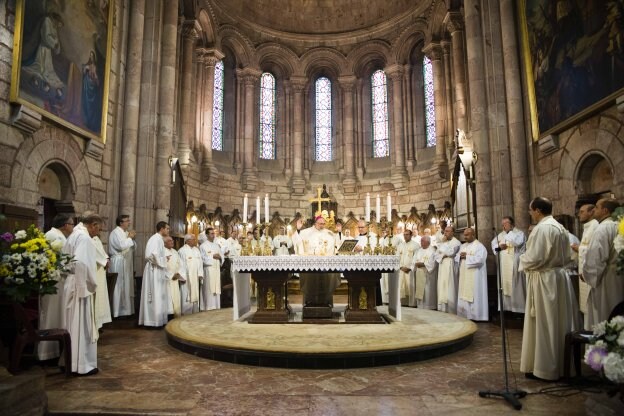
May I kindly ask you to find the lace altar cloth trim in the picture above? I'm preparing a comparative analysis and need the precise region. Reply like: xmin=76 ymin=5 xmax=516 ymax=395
xmin=231 ymin=255 xmax=400 ymax=272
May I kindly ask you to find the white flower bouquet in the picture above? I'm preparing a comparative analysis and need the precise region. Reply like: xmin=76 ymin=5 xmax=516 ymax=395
xmin=585 ymin=315 xmax=624 ymax=383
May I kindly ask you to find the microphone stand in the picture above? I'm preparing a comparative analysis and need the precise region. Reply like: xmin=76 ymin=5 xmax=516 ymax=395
xmin=478 ymin=232 xmax=526 ymax=410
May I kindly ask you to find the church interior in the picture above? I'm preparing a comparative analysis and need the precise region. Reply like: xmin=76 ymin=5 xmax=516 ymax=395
xmin=1 ymin=0 xmax=624 ymax=414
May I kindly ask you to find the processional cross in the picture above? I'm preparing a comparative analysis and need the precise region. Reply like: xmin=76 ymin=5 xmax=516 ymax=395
xmin=309 ymin=186 xmax=331 ymax=217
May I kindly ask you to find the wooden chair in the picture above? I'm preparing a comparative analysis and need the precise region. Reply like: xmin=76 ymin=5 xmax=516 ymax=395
xmin=564 ymin=301 xmax=624 ymax=379
xmin=9 ymin=302 xmax=72 ymax=377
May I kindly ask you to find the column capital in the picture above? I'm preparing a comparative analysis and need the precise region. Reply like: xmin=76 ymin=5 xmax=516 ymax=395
xmin=338 ymin=75 xmax=357 ymax=92
xmin=444 ymin=11 xmax=464 ymax=34
xmin=236 ymin=67 xmax=262 ymax=85
xmin=196 ymin=47 xmax=225 ymax=66
xmin=182 ymin=20 xmax=201 ymax=40
xmin=289 ymin=76 xmax=308 ymax=92
xmin=384 ymin=64 xmax=404 ymax=80
xmin=423 ymin=42 xmax=444 ymax=61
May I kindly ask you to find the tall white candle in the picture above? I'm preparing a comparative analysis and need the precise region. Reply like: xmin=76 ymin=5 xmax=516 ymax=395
xmin=256 ymin=196 xmax=261 ymax=224
xmin=387 ymin=193 xmax=392 ymax=221
xmin=376 ymin=194 xmax=381 ymax=223
xmin=243 ymin=194 xmax=248 ymax=223
xmin=365 ymin=193 xmax=371 ymax=222
xmin=264 ymin=194 xmax=269 ymax=223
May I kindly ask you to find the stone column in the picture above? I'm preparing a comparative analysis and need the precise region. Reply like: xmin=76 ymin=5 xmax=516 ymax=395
xmin=423 ymin=42 xmax=448 ymax=178
xmin=403 ymin=64 xmax=415 ymax=165
xmin=199 ymin=48 xmax=225 ymax=182
xmin=500 ymin=0 xmax=530 ymax=230
xmin=385 ymin=64 xmax=408 ymax=187
xmin=193 ymin=54 xmax=204 ymax=165
xmin=339 ymin=76 xmax=358 ymax=194
xmin=444 ymin=11 xmax=468 ymax=134
xmin=283 ymin=80 xmax=293 ymax=176
xmin=178 ymin=20 xmax=200 ymax=170
xmin=240 ymin=67 xmax=262 ymax=191
xmin=154 ymin=0 xmax=178 ymax=222
xmin=289 ymin=76 xmax=307 ymax=195
xmin=465 ymin=0 xmax=494 ymax=241
xmin=442 ymin=40 xmax=455 ymax=162
xmin=119 ymin=0 xmax=145 ymax=219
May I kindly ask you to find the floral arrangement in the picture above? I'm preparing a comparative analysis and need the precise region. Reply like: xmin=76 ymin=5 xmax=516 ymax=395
xmin=0 ymin=225 xmax=72 ymax=303
xmin=585 ymin=315 xmax=624 ymax=383
xmin=613 ymin=206 xmax=624 ymax=275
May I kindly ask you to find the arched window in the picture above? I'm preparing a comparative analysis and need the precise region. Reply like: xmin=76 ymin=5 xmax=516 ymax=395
xmin=423 ymin=56 xmax=436 ymax=147
xmin=371 ymin=69 xmax=389 ymax=158
xmin=315 ymin=77 xmax=332 ymax=161
xmin=259 ymin=72 xmax=276 ymax=159
xmin=211 ymin=60 xmax=224 ymax=151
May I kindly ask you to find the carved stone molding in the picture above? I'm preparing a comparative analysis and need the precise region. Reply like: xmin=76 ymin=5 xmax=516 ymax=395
xmin=538 ymin=134 xmax=559 ymax=157
xmin=444 ymin=11 xmax=464 ymax=34
xmin=422 ymin=42 xmax=443 ymax=61
xmin=10 ymin=104 xmax=41 ymax=135
xmin=85 ymin=139 xmax=105 ymax=160
xmin=182 ymin=20 xmax=201 ymax=40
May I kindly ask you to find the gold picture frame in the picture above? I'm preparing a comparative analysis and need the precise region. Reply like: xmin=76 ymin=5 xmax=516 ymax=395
xmin=10 ymin=0 xmax=114 ymax=143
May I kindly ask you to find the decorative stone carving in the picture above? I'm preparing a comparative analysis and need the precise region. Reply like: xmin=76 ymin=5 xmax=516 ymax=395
xmin=538 ymin=134 xmax=560 ymax=156
xmin=10 ymin=104 xmax=41 ymax=135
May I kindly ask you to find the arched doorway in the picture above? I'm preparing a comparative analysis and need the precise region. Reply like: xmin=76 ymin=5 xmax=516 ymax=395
xmin=38 ymin=163 xmax=75 ymax=231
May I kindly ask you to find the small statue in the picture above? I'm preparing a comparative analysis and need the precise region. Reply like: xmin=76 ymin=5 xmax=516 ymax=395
xmin=266 ymin=287 xmax=276 ymax=310
xmin=358 ymin=287 xmax=367 ymax=310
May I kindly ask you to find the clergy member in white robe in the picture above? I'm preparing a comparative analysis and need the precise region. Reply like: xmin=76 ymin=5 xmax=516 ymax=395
xmin=456 ymin=228 xmax=489 ymax=321
xmin=413 ymin=236 xmax=438 ymax=309
xmin=108 ymin=215 xmax=136 ymax=317
xmin=178 ymin=234 xmax=203 ymax=314
xmin=491 ymin=216 xmax=526 ymax=313
xmin=226 ymin=229 xmax=242 ymax=258
xmin=519 ymin=197 xmax=579 ymax=381
xmin=164 ymin=236 xmax=182 ymax=318
xmin=397 ymin=230 xmax=420 ymax=305
xmin=354 ymin=220 xmax=378 ymax=253
xmin=333 ymin=222 xmax=348 ymax=252
xmin=92 ymin=235 xmax=112 ymax=329
xmin=572 ymin=204 xmax=599 ymax=328
xmin=215 ymin=229 xmax=229 ymax=256
xmin=39 ymin=214 xmax=74 ymax=361
xmin=200 ymin=227 xmax=225 ymax=310
xmin=273 ymin=228 xmax=293 ymax=255
xmin=582 ymin=198 xmax=623 ymax=329
xmin=435 ymin=226 xmax=461 ymax=313
xmin=138 ymin=222 xmax=170 ymax=327
xmin=62 ymin=214 xmax=102 ymax=375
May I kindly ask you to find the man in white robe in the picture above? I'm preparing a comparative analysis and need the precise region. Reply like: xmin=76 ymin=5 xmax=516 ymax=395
xmin=273 ymin=227 xmax=293 ymax=255
xmin=413 ymin=236 xmax=438 ymax=309
xmin=39 ymin=214 xmax=74 ymax=361
xmin=178 ymin=234 xmax=203 ymax=314
xmin=333 ymin=222 xmax=347 ymax=252
xmin=571 ymin=204 xmax=599 ymax=328
xmin=491 ymin=216 xmax=526 ymax=313
xmin=226 ymin=229 xmax=242 ymax=257
xmin=519 ymin=197 xmax=579 ymax=381
xmin=435 ymin=226 xmax=461 ymax=313
xmin=582 ymin=198 xmax=623 ymax=329
xmin=164 ymin=236 xmax=183 ymax=318
xmin=108 ymin=215 xmax=136 ymax=317
xmin=354 ymin=220 xmax=377 ymax=253
xmin=138 ymin=222 xmax=170 ymax=327
xmin=200 ymin=227 xmax=225 ymax=310
xmin=397 ymin=230 xmax=420 ymax=306
xmin=61 ymin=213 xmax=102 ymax=375
xmin=214 ymin=229 xmax=230 ymax=256
xmin=456 ymin=228 xmax=489 ymax=321
xmin=92 ymin=235 xmax=111 ymax=329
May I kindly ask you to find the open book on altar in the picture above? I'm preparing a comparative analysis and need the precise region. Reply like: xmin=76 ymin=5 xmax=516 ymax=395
xmin=337 ymin=239 xmax=358 ymax=254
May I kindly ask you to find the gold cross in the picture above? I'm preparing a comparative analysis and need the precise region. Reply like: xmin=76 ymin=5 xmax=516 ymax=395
xmin=309 ymin=187 xmax=331 ymax=216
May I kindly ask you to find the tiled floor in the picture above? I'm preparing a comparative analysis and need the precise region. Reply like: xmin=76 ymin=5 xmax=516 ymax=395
xmin=39 ymin=314 xmax=624 ymax=415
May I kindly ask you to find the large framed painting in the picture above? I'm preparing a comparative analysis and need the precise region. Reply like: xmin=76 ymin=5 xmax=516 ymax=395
xmin=518 ymin=0 xmax=624 ymax=141
xmin=10 ymin=0 xmax=113 ymax=142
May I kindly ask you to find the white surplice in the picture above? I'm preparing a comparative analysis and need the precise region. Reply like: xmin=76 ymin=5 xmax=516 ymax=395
xmin=273 ymin=234 xmax=293 ymax=256
xmin=108 ymin=226 xmax=135 ymax=317
xmin=455 ymin=240 xmax=489 ymax=321
xmin=491 ymin=228 xmax=526 ymax=313
xmin=577 ymin=219 xmax=599 ymax=323
xmin=227 ymin=237 xmax=242 ymax=257
xmin=178 ymin=244 xmax=203 ymax=315
xmin=138 ymin=233 xmax=169 ymax=327
xmin=519 ymin=215 xmax=579 ymax=380
xmin=435 ymin=237 xmax=461 ymax=313
xmin=397 ymin=239 xmax=420 ymax=303
xmin=413 ymin=246 xmax=438 ymax=309
xmin=200 ymin=240 xmax=225 ymax=310
xmin=165 ymin=247 xmax=182 ymax=318
xmin=92 ymin=236 xmax=111 ymax=329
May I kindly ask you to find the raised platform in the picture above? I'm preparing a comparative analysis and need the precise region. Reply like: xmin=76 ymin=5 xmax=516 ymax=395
xmin=165 ymin=306 xmax=477 ymax=368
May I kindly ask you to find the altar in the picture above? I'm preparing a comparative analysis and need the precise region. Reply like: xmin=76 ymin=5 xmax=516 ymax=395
xmin=231 ymin=255 xmax=401 ymax=323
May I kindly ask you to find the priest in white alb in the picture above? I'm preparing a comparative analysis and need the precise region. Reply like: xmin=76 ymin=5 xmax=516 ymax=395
xmin=200 ymin=227 xmax=225 ymax=310
xmin=412 ymin=235 xmax=438 ymax=309
xmin=572 ymin=204 xmax=599 ymax=328
xmin=108 ymin=215 xmax=136 ymax=317
xmin=435 ymin=226 xmax=461 ymax=313
xmin=92 ymin=235 xmax=112 ymax=329
xmin=164 ymin=236 xmax=183 ymax=318
xmin=138 ymin=221 xmax=170 ymax=327
xmin=491 ymin=216 xmax=526 ymax=313
xmin=178 ymin=234 xmax=203 ymax=314
xmin=354 ymin=220 xmax=378 ymax=253
xmin=62 ymin=213 xmax=102 ymax=376
xmin=456 ymin=228 xmax=489 ymax=321
xmin=273 ymin=227 xmax=293 ymax=255
xmin=397 ymin=229 xmax=420 ymax=306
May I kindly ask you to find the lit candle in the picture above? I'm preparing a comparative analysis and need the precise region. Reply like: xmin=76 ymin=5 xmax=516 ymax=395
xmin=365 ymin=193 xmax=371 ymax=223
xmin=264 ymin=194 xmax=269 ymax=223
xmin=376 ymin=194 xmax=381 ymax=223
xmin=243 ymin=194 xmax=248 ymax=223
xmin=387 ymin=193 xmax=392 ymax=221
xmin=256 ymin=196 xmax=261 ymax=224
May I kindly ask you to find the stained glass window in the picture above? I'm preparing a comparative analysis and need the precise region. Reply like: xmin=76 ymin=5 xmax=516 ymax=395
xmin=371 ymin=70 xmax=389 ymax=158
xmin=423 ymin=56 xmax=436 ymax=147
xmin=259 ymin=72 xmax=276 ymax=159
xmin=211 ymin=60 xmax=224 ymax=151
xmin=315 ymin=77 xmax=332 ymax=161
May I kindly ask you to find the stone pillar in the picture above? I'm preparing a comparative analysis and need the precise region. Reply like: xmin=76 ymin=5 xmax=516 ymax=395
xmin=385 ymin=64 xmax=408 ymax=187
xmin=403 ymin=64 xmax=415 ymax=165
xmin=178 ymin=20 xmax=200 ymax=170
xmin=423 ymin=42 xmax=448 ymax=178
xmin=240 ymin=67 xmax=262 ymax=191
xmin=338 ymin=76 xmax=357 ymax=194
xmin=154 ymin=0 xmax=178 ymax=222
xmin=500 ymin=0 xmax=530 ymax=230
xmin=119 ymin=0 xmax=145 ymax=219
xmin=445 ymin=11 xmax=468 ymax=134
xmin=283 ymin=80 xmax=293 ymax=176
xmin=290 ymin=77 xmax=307 ymax=195
xmin=193 ymin=54 xmax=203 ymax=164
xmin=442 ymin=40 xmax=455 ymax=161
xmin=199 ymin=48 xmax=225 ymax=182
xmin=465 ymin=0 xmax=494 ymax=241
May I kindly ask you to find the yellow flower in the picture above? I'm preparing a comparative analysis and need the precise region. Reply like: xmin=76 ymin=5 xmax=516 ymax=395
xmin=10 ymin=243 xmax=18 ymax=250
xmin=619 ymin=218 xmax=624 ymax=237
